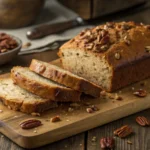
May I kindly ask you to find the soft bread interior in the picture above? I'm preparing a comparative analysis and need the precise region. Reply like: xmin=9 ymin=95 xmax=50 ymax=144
xmin=61 ymin=49 xmax=112 ymax=90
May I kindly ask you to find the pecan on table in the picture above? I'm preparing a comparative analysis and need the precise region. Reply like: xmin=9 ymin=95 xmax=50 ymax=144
xmin=136 ymin=116 xmax=150 ymax=126
xmin=133 ymin=89 xmax=147 ymax=97
xmin=114 ymin=125 xmax=133 ymax=138
xmin=100 ymin=137 xmax=115 ymax=150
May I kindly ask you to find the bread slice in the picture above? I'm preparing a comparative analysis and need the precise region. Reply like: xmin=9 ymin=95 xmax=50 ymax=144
xmin=0 ymin=78 xmax=57 ymax=114
xmin=58 ymin=21 xmax=150 ymax=92
xmin=11 ymin=67 xmax=81 ymax=102
xmin=29 ymin=59 xmax=101 ymax=97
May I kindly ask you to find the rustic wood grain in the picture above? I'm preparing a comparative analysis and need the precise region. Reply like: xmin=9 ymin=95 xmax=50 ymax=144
xmin=87 ymin=109 xmax=150 ymax=150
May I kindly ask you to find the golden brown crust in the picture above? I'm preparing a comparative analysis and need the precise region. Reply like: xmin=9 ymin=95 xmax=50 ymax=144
xmin=11 ymin=67 xmax=81 ymax=102
xmin=58 ymin=21 xmax=150 ymax=91
xmin=29 ymin=59 xmax=101 ymax=97
xmin=0 ymin=96 xmax=57 ymax=114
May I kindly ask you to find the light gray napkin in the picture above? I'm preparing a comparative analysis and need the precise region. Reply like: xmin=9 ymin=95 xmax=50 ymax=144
xmin=0 ymin=0 xmax=93 ymax=55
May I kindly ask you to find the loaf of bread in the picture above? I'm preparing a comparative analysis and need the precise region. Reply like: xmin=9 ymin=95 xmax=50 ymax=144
xmin=11 ymin=67 xmax=81 ymax=102
xmin=29 ymin=59 xmax=101 ymax=97
xmin=58 ymin=22 xmax=150 ymax=92
xmin=0 ymin=78 xmax=57 ymax=113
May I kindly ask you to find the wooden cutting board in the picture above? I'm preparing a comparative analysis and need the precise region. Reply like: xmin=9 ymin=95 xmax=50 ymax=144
xmin=0 ymin=59 xmax=150 ymax=149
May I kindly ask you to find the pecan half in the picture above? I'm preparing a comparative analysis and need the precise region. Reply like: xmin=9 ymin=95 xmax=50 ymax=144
xmin=136 ymin=116 xmax=150 ymax=126
xmin=114 ymin=125 xmax=133 ymax=138
xmin=133 ymin=89 xmax=147 ymax=97
xmin=20 ymin=119 xmax=42 ymax=129
xmin=100 ymin=137 xmax=115 ymax=150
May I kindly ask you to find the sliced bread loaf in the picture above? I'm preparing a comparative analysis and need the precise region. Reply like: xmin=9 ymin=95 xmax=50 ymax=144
xmin=11 ymin=67 xmax=81 ymax=102
xmin=58 ymin=22 xmax=150 ymax=92
xmin=0 ymin=78 xmax=57 ymax=114
xmin=29 ymin=59 xmax=101 ymax=97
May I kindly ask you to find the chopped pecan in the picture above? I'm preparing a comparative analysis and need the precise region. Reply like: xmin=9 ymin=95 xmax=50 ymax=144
xmin=22 ymin=42 xmax=31 ymax=48
xmin=100 ymin=35 xmax=110 ymax=45
xmin=115 ymin=94 xmax=123 ymax=100
xmin=100 ymin=45 xmax=109 ymax=51
xmin=20 ymin=119 xmax=42 ymax=129
xmin=136 ymin=116 xmax=150 ymax=126
xmin=114 ymin=125 xmax=133 ymax=138
xmin=115 ymin=52 xmax=121 ymax=60
xmin=121 ymin=24 xmax=131 ymax=30
xmin=50 ymin=116 xmax=61 ymax=122
xmin=90 ymin=105 xmax=99 ymax=111
xmin=101 ymin=30 xmax=108 ymax=37
xmin=106 ymin=22 xmax=115 ymax=28
xmin=100 ymin=137 xmax=115 ymax=150
xmin=85 ymin=43 xmax=94 ymax=50
xmin=133 ymin=89 xmax=147 ymax=97
xmin=86 ymin=107 xmax=94 ymax=113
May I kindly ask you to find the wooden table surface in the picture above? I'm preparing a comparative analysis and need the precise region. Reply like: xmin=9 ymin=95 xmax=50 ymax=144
xmin=0 ymin=1 xmax=150 ymax=150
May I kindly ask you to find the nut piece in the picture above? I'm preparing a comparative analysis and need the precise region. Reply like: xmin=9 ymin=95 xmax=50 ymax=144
xmin=114 ymin=125 xmax=133 ymax=138
xmin=100 ymin=137 xmax=115 ymax=149
xmin=86 ymin=108 xmax=94 ymax=113
xmin=86 ymin=105 xmax=99 ymax=113
xmin=136 ymin=116 xmax=150 ymax=126
xmin=115 ymin=52 xmax=121 ymax=60
xmin=31 ymin=112 xmax=41 ymax=116
xmin=133 ymin=89 xmax=147 ymax=97
xmin=50 ymin=116 xmax=61 ymax=122
xmin=20 ymin=119 xmax=42 ymax=129
xmin=22 ymin=42 xmax=31 ymax=48
xmin=115 ymin=94 xmax=123 ymax=100
xmin=90 ymin=105 xmax=99 ymax=111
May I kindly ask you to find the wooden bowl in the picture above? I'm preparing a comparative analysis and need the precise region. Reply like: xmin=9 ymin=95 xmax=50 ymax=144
xmin=0 ymin=0 xmax=45 ymax=29
xmin=0 ymin=35 xmax=22 ymax=65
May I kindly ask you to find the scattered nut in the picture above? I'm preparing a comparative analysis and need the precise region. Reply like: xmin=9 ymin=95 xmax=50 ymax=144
xmin=100 ymin=90 xmax=107 ymax=96
xmin=100 ymin=137 xmax=115 ymax=149
xmin=22 ymin=42 xmax=31 ymax=48
xmin=115 ymin=94 xmax=123 ymax=101
xmin=31 ymin=112 xmax=41 ymax=116
xmin=50 ymin=116 xmax=61 ymax=123
xmin=20 ymin=119 xmax=42 ymax=129
xmin=91 ymin=136 xmax=97 ymax=142
xmin=127 ymin=140 xmax=132 ymax=145
xmin=90 ymin=105 xmax=99 ymax=111
xmin=86 ymin=108 xmax=94 ymax=113
xmin=136 ymin=116 xmax=150 ymax=126
xmin=114 ymin=125 xmax=133 ymax=138
xmin=133 ymin=89 xmax=147 ymax=97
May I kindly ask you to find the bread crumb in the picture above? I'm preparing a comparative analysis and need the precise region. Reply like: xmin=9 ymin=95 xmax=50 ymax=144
xmin=115 ymin=94 xmax=123 ymax=100
xmin=33 ymin=130 xmax=37 ymax=133
xmin=68 ymin=107 xmax=74 ymax=112
xmin=132 ymin=87 xmax=135 ymax=90
xmin=31 ymin=112 xmax=40 ymax=116
xmin=127 ymin=140 xmax=132 ymax=145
